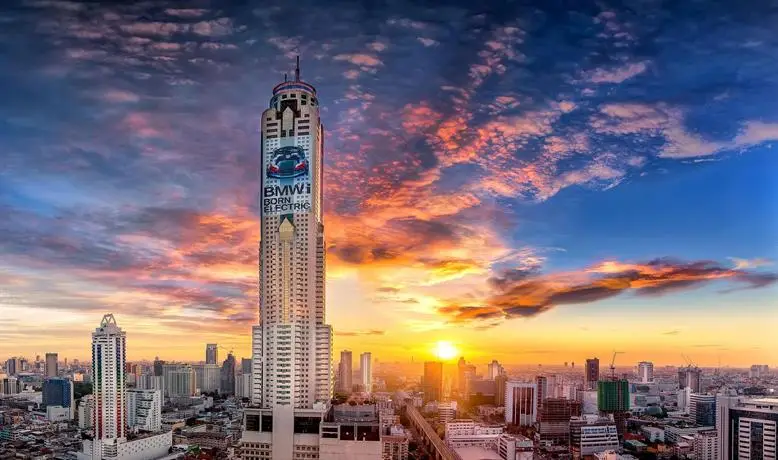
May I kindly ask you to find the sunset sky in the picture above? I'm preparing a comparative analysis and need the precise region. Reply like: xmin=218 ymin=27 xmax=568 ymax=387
xmin=1 ymin=0 xmax=776 ymax=367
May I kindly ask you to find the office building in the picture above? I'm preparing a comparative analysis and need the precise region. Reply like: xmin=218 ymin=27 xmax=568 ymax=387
xmin=1 ymin=376 xmax=22 ymax=395
xmin=338 ymin=350 xmax=353 ymax=394
xmin=495 ymin=374 xmax=508 ymax=407
xmin=382 ymin=425 xmax=409 ymax=460
xmin=206 ymin=344 xmax=218 ymax=365
xmin=438 ymin=401 xmax=457 ymax=424
xmin=164 ymin=364 xmax=195 ymax=397
xmin=241 ymin=59 xmax=334 ymax=460
xmin=444 ymin=419 xmax=504 ymax=448
xmin=221 ymin=352 xmax=236 ymax=396
xmin=45 ymin=352 xmax=58 ymax=378
xmin=42 ymin=377 xmax=74 ymax=419
xmin=360 ymin=352 xmax=372 ymax=392
xmin=537 ymin=398 xmax=581 ymax=447
xmin=78 ymin=395 xmax=94 ymax=429
xmin=749 ymin=364 xmax=769 ymax=378
xmin=192 ymin=363 xmax=220 ymax=393
xmin=487 ymin=360 xmax=505 ymax=380
xmin=127 ymin=389 xmax=162 ymax=432
xmin=497 ymin=433 xmax=533 ymax=460
xmin=570 ymin=415 xmax=619 ymax=458
xmin=585 ymin=358 xmax=600 ymax=390
xmin=242 ymin=357 xmax=253 ymax=374
xmin=598 ymin=380 xmax=630 ymax=412
xmin=423 ymin=361 xmax=444 ymax=403
xmin=319 ymin=404 xmax=382 ymax=459
xmin=4 ymin=357 xmax=20 ymax=376
xmin=637 ymin=361 xmax=653 ymax=383
xmin=692 ymin=430 xmax=718 ymax=460
xmin=678 ymin=366 xmax=701 ymax=393
xmin=78 ymin=314 xmax=172 ymax=460
xmin=505 ymin=381 xmax=537 ymax=426
xmin=717 ymin=396 xmax=778 ymax=460
xmin=536 ymin=375 xmax=548 ymax=408
xmin=689 ymin=393 xmax=716 ymax=426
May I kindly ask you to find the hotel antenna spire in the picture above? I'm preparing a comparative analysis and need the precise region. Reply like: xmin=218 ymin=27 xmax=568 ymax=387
xmin=295 ymin=55 xmax=301 ymax=81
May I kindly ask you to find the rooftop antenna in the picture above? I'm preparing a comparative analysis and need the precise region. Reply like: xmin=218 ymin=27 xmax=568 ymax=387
xmin=284 ymin=73 xmax=288 ymax=82
xmin=295 ymin=55 xmax=301 ymax=81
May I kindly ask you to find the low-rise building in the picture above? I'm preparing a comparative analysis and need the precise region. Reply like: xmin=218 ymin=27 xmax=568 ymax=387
xmin=570 ymin=415 xmax=619 ymax=458
xmin=445 ymin=419 xmax=504 ymax=448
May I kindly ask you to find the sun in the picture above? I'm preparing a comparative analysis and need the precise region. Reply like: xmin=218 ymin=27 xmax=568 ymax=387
xmin=433 ymin=341 xmax=459 ymax=361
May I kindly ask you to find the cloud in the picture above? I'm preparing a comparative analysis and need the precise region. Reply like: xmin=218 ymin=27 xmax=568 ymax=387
xmin=437 ymin=258 xmax=778 ymax=325
xmin=729 ymin=257 xmax=773 ymax=270
xmin=589 ymin=61 xmax=648 ymax=84
xmin=593 ymin=103 xmax=778 ymax=158
xmin=336 ymin=329 xmax=385 ymax=337
xmin=662 ymin=330 xmax=681 ymax=336
xmin=101 ymin=90 xmax=140 ymax=103
xmin=417 ymin=37 xmax=438 ymax=47
xmin=165 ymin=9 xmax=208 ymax=18
xmin=334 ymin=53 xmax=383 ymax=67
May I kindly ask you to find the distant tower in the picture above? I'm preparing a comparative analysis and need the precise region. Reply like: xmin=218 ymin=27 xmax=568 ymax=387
xmin=338 ymin=350 xmax=353 ymax=393
xmin=638 ymin=361 xmax=654 ymax=383
xmin=585 ymin=358 xmax=600 ymax=390
xmin=360 ymin=352 xmax=372 ymax=392
xmin=45 ymin=353 xmax=58 ymax=378
xmin=91 ymin=314 xmax=127 ymax=453
xmin=206 ymin=344 xmax=219 ymax=365
xmin=423 ymin=361 xmax=444 ymax=403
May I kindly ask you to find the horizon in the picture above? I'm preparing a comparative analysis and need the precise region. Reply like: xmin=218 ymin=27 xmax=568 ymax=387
xmin=1 ymin=1 xmax=777 ymax=370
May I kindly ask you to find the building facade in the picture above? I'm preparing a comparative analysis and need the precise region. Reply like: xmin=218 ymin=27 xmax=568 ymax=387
xmin=692 ymin=430 xmax=718 ymax=460
xmin=690 ymin=393 xmax=716 ymax=426
xmin=504 ymin=382 xmax=537 ymax=426
xmin=423 ymin=361 xmax=444 ymax=403
xmin=45 ymin=352 xmax=58 ymax=378
xmin=241 ymin=60 xmax=334 ymax=460
xmin=570 ymin=416 xmax=619 ymax=458
xmin=360 ymin=352 xmax=372 ymax=392
xmin=585 ymin=358 xmax=600 ymax=391
xmin=42 ymin=377 xmax=74 ymax=418
xmin=339 ymin=350 xmax=353 ymax=394
xmin=717 ymin=396 xmax=778 ymax=460
xmin=487 ymin=360 xmax=505 ymax=381
xmin=91 ymin=314 xmax=127 ymax=456
xmin=206 ymin=344 xmax=218 ymax=365
xmin=127 ymin=389 xmax=162 ymax=432
xmin=637 ymin=361 xmax=653 ymax=383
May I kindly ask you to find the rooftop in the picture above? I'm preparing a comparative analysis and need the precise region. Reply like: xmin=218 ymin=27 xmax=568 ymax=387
xmin=453 ymin=446 xmax=501 ymax=460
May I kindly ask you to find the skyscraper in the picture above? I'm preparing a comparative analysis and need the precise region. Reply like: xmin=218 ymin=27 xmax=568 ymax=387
xmin=89 ymin=314 xmax=127 ymax=455
xmin=487 ymin=360 xmax=504 ymax=380
xmin=689 ymin=393 xmax=716 ymax=426
xmin=45 ymin=352 xmax=58 ymax=378
xmin=423 ymin=361 xmax=444 ymax=403
xmin=338 ymin=350 xmax=353 ymax=394
xmin=242 ymin=59 xmax=333 ymax=460
xmin=679 ymin=366 xmax=701 ymax=392
xmin=717 ymin=396 xmax=778 ymax=460
xmin=42 ymin=377 xmax=73 ymax=418
xmin=221 ymin=353 xmax=236 ymax=396
xmin=360 ymin=352 xmax=372 ymax=392
xmin=206 ymin=344 xmax=219 ymax=365
xmin=536 ymin=375 xmax=548 ymax=408
xmin=505 ymin=381 xmax=537 ymax=426
xmin=585 ymin=358 xmax=600 ymax=390
xmin=638 ymin=361 xmax=654 ymax=383
xmin=79 ymin=315 xmax=172 ymax=460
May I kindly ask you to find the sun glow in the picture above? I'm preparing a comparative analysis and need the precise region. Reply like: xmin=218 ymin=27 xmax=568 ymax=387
xmin=433 ymin=340 xmax=459 ymax=360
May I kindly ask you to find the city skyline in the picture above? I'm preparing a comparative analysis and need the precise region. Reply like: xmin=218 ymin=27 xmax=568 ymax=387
xmin=1 ymin=0 xmax=777 ymax=367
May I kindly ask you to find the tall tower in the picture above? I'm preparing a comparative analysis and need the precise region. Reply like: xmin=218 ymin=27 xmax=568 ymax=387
xmin=338 ymin=350 xmax=353 ymax=394
xmin=638 ymin=361 xmax=654 ymax=383
xmin=45 ymin=352 xmax=58 ymax=378
xmin=243 ymin=58 xmax=333 ymax=460
xmin=91 ymin=314 xmax=127 ymax=456
xmin=360 ymin=352 xmax=372 ymax=392
xmin=585 ymin=358 xmax=600 ymax=390
xmin=205 ymin=344 xmax=218 ymax=365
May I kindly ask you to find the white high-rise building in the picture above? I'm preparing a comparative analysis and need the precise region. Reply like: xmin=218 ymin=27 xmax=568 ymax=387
xmin=127 ymin=389 xmax=162 ymax=432
xmin=90 ymin=314 xmax=127 ymax=455
xmin=78 ymin=395 xmax=95 ymax=429
xmin=242 ymin=59 xmax=334 ymax=460
xmin=505 ymin=382 xmax=537 ymax=426
xmin=78 ymin=315 xmax=172 ymax=460
xmin=638 ymin=361 xmax=653 ymax=383
xmin=487 ymin=360 xmax=504 ymax=380
xmin=360 ymin=352 xmax=372 ymax=392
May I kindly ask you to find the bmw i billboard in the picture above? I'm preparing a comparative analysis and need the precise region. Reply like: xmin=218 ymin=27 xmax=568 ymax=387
xmin=262 ymin=145 xmax=312 ymax=216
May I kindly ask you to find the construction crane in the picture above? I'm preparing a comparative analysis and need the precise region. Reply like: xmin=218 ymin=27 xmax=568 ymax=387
xmin=610 ymin=351 xmax=624 ymax=379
